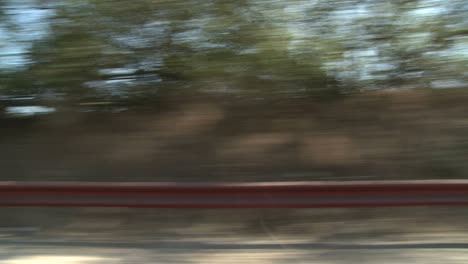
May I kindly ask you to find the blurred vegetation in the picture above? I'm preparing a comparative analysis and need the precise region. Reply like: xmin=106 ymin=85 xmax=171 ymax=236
xmin=0 ymin=0 xmax=468 ymax=182
xmin=0 ymin=0 xmax=466 ymax=107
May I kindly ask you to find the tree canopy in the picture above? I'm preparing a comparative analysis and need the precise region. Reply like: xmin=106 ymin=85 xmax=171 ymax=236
xmin=0 ymin=0 xmax=466 ymax=106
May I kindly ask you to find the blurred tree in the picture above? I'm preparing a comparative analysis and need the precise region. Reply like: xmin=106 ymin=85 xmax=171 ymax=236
xmin=0 ymin=0 xmax=466 ymax=106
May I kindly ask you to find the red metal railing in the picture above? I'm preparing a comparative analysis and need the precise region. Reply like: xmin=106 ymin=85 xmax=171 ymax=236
xmin=1 ymin=180 xmax=468 ymax=208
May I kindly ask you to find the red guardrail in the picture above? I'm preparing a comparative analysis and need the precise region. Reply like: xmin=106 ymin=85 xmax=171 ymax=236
xmin=1 ymin=180 xmax=468 ymax=208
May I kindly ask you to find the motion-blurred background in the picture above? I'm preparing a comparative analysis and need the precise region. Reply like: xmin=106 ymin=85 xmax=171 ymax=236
xmin=1 ymin=0 xmax=468 ymax=263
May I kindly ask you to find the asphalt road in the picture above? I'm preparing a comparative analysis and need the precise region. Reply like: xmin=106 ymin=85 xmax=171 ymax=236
xmin=1 ymin=238 xmax=468 ymax=264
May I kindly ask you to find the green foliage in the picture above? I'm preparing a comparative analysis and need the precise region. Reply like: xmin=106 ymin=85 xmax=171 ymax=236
xmin=0 ymin=0 xmax=466 ymax=105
